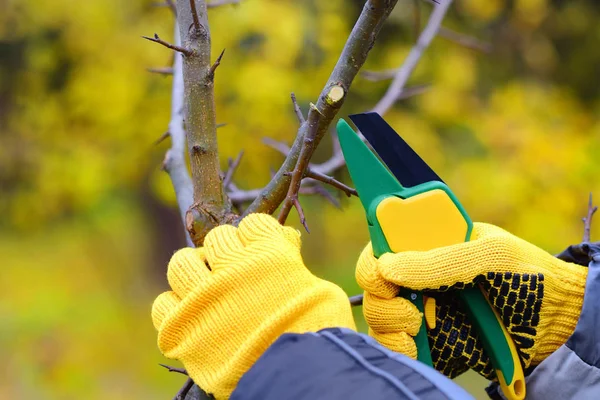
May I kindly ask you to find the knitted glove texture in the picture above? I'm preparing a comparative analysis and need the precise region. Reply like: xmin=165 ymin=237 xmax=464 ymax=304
xmin=152 ymin=213 xmax=356 ymax=399
xmin=357 ymin=222 xmax=587 ymax=379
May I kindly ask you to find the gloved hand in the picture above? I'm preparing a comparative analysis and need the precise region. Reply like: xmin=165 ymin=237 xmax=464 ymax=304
xmin=152 ymin=213 xmax=356 ymax=399
xmin=356 ymin=222 xmax=588 ymax=380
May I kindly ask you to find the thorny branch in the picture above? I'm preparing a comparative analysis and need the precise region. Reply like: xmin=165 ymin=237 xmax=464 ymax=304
xmin=159 ymin=364 xmax=189 ymax=376
xmin=583 ymin=193 xmax=597 ymax=243
xmin=143 ymin=33 xmax=193 ymax=56
xmin=278 ymin=105 xmax=322 ymax=231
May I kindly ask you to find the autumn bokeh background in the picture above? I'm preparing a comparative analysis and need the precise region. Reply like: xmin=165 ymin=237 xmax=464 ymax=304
xmin=2 ymin=0 xmax=600 ymax=399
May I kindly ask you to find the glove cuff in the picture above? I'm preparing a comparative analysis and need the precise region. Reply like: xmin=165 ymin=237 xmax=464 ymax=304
xmin=530 ymin=259 xmax=587 ymax=366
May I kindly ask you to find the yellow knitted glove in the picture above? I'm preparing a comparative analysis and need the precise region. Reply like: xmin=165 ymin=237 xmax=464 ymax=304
xmin=356 ymin=222 xmax=587 ymax=379
xmin=152 ymin=213 xmax=356 ymax=399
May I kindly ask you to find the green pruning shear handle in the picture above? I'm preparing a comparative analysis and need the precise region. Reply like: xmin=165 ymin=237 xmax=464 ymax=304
xmin=337 ymin=113 xmax=526 ymax=400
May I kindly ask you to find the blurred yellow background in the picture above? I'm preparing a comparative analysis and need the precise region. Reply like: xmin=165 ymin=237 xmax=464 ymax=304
xmin=2 ymin=0 xmax=599 ymax=399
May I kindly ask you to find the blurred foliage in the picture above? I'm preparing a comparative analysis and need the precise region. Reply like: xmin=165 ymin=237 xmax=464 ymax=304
xmin=1 ymin=0 xmax=600 ymax=398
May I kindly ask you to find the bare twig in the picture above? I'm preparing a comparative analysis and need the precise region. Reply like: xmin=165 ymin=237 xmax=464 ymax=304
xmin=208 ymin=49 xmax=226 ymax=78
xmin=174 ymin=378 xmax=195 ymax=400
xmin=262 ymin=137 xmax=290 ymax=155
xmin=583 ymin=193 xmax=597 ymax=242
xmin=223 ymin=150 xmax=244 ymax=189
xmin=278 ymin=105 xmax=322 ymax=230
xmin=159 ymin=364 xmax=189 ymax=376
xmin=155 ymin=131 xmax=170 ymax=145
xmin=189 ymin=0 xmax=201 ymax=32
xmin=372 ymin=0 xmax=452 ymax=115
xmin=242 ymin=1 xmax=400 ymax=217
xmin=291 ymin=93 xmax=305 ymax=124
xmin=361 ymin=68 xmax=400 ymax=82
xmin=142 ymin=34 xmax=193 ymax=56
xmin=147 ymin=67 xmax=175 ymax=75
xmin=306 ymin=169 xmax=357 ymax=197
xmin=438 ymin=26 xmax=492 ymax=53
xmin=208 ymin=0 xmax=240 ymax=7
xmin=162 ymin=26 xmax=195 ymax=248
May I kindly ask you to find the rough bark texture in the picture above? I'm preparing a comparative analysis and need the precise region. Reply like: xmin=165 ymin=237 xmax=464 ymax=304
xmin=176 ymin=0 xmax=234 ymax=246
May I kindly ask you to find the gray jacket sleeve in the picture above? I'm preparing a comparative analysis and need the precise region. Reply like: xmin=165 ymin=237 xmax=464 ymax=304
xmin=488 ymin=243 xmax=600 ymax=400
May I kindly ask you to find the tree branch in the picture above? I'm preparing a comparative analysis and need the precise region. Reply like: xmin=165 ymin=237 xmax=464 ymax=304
xmin=306 ymin=169 xmax=357 ymax=197
xmin=159 ymin=364 xmax=189 ymax=376
xmin=371 ymin=0 xmax=452 ymax=115
xmin=438 ymin=26 xmax=492 ymax=53
xmin=142 ymin=34 xmax=193 ymax=56
xmin=223 ymin=150 xmax=244 ymax=189
xmin=189 ymin=0 xmax=202 ymax=33
xmin=278 ymin=105 xmax=322 ymax=230
xmin=161 ymin=25 xmax=195 ymax=248
xmin=147 ymin=66 xmax=174 ymax=75
xmin=177 ymin=0 xmax=235 ymax=246
xmin=291 ymin=93 xmax=305 ymax=124
xmin=583 ymin=193 xmax=597 ymax=242
xmin=243 ymin=0 xmax=400 ymax=217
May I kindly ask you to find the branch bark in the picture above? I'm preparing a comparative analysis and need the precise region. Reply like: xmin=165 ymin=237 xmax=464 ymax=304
xmin=177 ymin=0 xmax=235 ymax=246
xmin=242 ymin=0 xmax=400 ymax=217
xmin=372 ymin=0 xmax=452 ymax=115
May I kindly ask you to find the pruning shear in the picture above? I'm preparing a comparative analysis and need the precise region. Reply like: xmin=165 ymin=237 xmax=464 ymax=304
xmin=337 ymin=112 xmax=526 ymax=400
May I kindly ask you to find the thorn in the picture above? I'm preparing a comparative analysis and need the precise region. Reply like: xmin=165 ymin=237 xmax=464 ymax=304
xmin=142 ymin=34 xmax=193 ymax=56
xmin=209 ymin=48 xmax=226 ymax=77
xmin=155 ymin=131 xmax=170 ymax=145
xmin=159 ymin=363 xmax=189 ymax=376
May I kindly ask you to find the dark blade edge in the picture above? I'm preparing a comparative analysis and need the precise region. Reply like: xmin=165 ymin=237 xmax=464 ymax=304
xmin=348 ymin=112 xmax=444 ymax=187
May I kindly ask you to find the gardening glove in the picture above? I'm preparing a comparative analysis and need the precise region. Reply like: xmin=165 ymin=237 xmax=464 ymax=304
xmin=356 ymin=222 xmax=588 ymax=380
xmin=152 ymin=213 xmax=356 ymax=399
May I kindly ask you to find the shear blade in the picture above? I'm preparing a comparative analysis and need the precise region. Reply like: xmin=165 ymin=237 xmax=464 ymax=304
xmin=348 ymin=112 xmax=444 ymax=187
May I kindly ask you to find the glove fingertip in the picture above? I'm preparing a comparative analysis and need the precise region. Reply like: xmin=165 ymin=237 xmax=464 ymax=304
xmin=152 ymin=291 xmax=180 ymax=331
